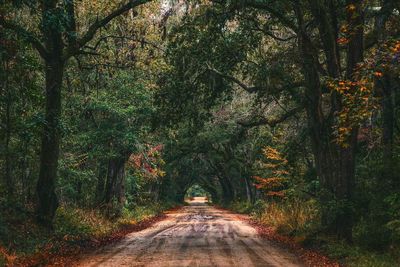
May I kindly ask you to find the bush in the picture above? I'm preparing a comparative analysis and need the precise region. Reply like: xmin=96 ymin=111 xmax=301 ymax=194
xmin=228 ymin=201 xmax=254 ymax=214
xmin=256 ymin=199 xmax=319 ymax=236
xmin=354 ymin=218 xmax=392 ymax=250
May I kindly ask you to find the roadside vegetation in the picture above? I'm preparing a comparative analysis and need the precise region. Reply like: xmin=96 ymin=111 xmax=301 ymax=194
xmin=0 ymin=200 xmax=175 ymax=266
xmin=229 ymin=199 xmax=400 ymax=267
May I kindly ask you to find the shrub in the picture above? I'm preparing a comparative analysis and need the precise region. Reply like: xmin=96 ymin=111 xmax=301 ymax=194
xmin=256 ymin=199 xmax=319 ymax=236
xmin=228 ymin=201 xmax=254 ymax=214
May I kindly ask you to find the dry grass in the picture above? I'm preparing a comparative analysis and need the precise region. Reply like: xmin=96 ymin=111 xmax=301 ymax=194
xmin=257 ymin=199 xmax=319 ymax=236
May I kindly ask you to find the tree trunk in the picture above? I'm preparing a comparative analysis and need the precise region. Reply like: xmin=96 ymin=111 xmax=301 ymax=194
xmin=104 ymin=157 xmax=126 ymax=208
xmin=381 ymin=76 xmax=394 ymax=168
xmin=244 ymin=175 xmax=254 ymax=203
xmin=377 ymin=74 xmax=398 ymax=192
xmin=4 ymin=83 xmax=13 ymax=196
xmin=1 ymin=60 xmax=13 ymax=197
xmin=313 ymin=136 xmax=357 ymax=240
xmin=294 ymin=1 xmax=362 ymax=241
xmin=201 ymin=182 xmax=220 ymax=203
xmin=22 ymin=141 xmax=31 ymax=204
xmin=35 ymin=1 xmax=65 ymax=227
xmin=95 ymin=162 xmax=107 ymax=204
xmin=176 ymin=191 xmax=186 ymax=203
xmin=36 ymin=60 xmax=64 ymax=227
xmin=218 ymin=175 xmax=234 ymax=204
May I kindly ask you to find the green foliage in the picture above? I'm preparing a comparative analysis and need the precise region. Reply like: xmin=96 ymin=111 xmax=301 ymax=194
xmin=156 ymin=4 xmax=260 ymax=126
xmin=321 ymin=240 xmax=399 ymax=267
xmin=186 ymin=184 xmax=209 ymax=198
xmin=228 ymin=201 xmax=254 ymax=214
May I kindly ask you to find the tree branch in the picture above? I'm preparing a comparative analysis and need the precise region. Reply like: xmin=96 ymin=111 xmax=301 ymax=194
xmin=0 ymin=17 xmax=49 ymax=60
xmin=365 ymin=1 xmax=397 ymax=49
xmin=241 ymin=0 xmax=298 ymax=32
xmin=237 ymin=105 xmax=304 ymax=128
xmin=251 ymin=26 xmax=296 ymax=42
xmin=65 ymin=0 xmax=152 ymax=59
xmin=207 ymin=65 xmax=304 ymax=96
xmin=206 ymin=65 xmax=259 ymax=93
xmin=84 ymin=35 xmax=165 ymax=52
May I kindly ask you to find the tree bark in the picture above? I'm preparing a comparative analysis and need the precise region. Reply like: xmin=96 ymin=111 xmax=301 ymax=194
xmin=218 ymin=175 xmax=234 ymax=204
xmin=104 ymin=157 xmax=127 ymax=209
xmin=1 ymin=58 xmax=13 ymax=197
xmin=36 ymin=60 xmax=64 ymax=227
xmin=95 ymin=161 xmax=107 ymax=204
xmin=294 ymin=0 xmax=363 ymax=241
xmin=35 ymin=0 xmax=65 ymax=226
xmin=380 ymin=75 xmax=395 ymax=182
xmin=4 ymin=78 xmax=13 ymax=196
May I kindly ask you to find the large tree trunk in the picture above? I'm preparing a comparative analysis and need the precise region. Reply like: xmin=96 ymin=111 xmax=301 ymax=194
xmin=294 ymin=1 xmax=363 ymax=241
xmin=22 ymin=141 xmax=31 ymax=203
xmin=36 ymin=1 xmax=65 ymax=227
xmin=36 ymin=60 xmax=64 ymax=227
xmin=4 ymin=83 xmax=13 ymax=196
xmin=95 ymin=162 xmax=107 ymax=204
xmin=381 ymin=75 xmax=395 ymax=166
xmin=314 ymin=138 xmax=357 ymax=240
xmin=104 ymin=157 xmax=127 ymax=215
xmin=1 ymin=59 xmax=13 ymax=197
xmin=244 ymin=175 xmax=253 ymax=203
xmin=218 ymin=175 xmax=234 ymax=205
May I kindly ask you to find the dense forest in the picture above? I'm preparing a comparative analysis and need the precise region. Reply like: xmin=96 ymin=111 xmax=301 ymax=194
xmin=1 ymin=0 xmax=400 ymax=266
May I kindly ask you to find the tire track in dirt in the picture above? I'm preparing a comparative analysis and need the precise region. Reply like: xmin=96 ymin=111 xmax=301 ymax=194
xmin=76 ymin=197 xmax=304 ymax=267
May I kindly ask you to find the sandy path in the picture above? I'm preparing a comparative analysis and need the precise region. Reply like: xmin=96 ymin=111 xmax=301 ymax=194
xmin=76 ymin=197 xmax=304 ymax=267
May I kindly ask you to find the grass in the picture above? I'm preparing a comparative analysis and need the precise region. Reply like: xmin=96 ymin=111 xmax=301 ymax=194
xmin=0 ymin=200 xmax=176 ymax=266
xmin=256 ymin=200 xmax=318 ymax=237
xmin=228 ymin=199 xmax=400 ymax=267
xmin=320 ymin=239 xmax=399 ymax=267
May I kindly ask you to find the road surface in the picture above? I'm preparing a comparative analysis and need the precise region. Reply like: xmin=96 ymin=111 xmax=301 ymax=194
xmin=77 ymin=197 xmax=304 ymax=267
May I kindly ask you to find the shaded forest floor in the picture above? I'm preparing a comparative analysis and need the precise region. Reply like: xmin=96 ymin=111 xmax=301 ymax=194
xmin=228 ymin=201 xmax=400 ymax=267
xmin=0 ymin=199 xmax=178 ymax=266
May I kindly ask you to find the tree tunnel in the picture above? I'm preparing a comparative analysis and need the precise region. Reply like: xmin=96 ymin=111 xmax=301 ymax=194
xmin=181 ymin=176 xmax=221 ymax=203
xmin=185 ymin=184 xmax=208 ymax=198
xmin=159 ymin=124 xmax=258 ymax=206
xmin=159 ymin=155 xmax=254 ymax=205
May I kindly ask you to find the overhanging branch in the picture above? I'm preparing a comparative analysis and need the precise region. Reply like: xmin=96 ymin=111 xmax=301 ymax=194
xmin=240 ymin=0 xmax=298 ymax=32
xmin=0 ymin=18 xmax=49 ymax=60
xmin=207 ymin=65 xmax=304 ymax=95
xmin=84 ymin=35 xmax=165 ymax=52
xmin=237 ymin=105 xmax=304 ymax=128
xmin=65 ymin=0 xmax=152 ymax=59
xmin=206 ymin=65 xmax=259 ymax=93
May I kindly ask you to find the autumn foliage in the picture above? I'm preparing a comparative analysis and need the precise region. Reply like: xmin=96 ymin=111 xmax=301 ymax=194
xmin=327 ymin=39 xmax=400 ymax=145
xmin=253 ymin=147 xmax=289 ymax=198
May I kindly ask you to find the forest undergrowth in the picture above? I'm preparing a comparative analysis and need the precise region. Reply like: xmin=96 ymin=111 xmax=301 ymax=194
xmin=229 ymin=200 xmax=400 ymax=267
xmin=0 ymin=198 xmax=177 ymax=266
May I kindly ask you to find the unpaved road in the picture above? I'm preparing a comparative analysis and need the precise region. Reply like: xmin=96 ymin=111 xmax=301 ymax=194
xmin=77 ymin=197 xmax=304 ymax=267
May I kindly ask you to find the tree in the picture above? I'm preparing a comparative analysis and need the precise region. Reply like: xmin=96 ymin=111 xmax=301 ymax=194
xmin=0 ymin=0 xmax=151 ymax=227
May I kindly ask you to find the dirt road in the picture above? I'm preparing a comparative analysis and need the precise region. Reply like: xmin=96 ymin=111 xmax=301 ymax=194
xmin=77 ymin=197 xmax=304 ymax=267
